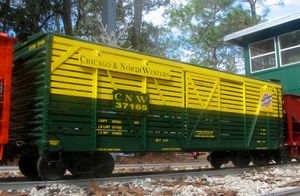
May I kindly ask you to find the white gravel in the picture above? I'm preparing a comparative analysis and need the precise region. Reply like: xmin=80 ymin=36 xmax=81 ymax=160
xmin=1 ymin=164 xmax=300 ymax=195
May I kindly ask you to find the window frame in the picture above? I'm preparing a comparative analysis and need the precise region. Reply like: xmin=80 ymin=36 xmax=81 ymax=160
xmin=249 ymin=37 xmax=277 ymax=73
xmin=279 ymin=29 xmax=300 ymax=67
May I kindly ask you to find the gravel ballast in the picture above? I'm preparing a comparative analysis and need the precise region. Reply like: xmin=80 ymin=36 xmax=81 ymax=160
xmin=1 ymin=164 xmax=300 ymax=195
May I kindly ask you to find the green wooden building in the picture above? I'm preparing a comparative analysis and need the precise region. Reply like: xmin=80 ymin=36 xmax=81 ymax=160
xmin=224 ymin=12 xmax=300 ymax=95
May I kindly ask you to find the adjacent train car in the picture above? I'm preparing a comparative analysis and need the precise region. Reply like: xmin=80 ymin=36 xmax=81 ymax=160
xmin=0 ymin=33 xmax=16 ymax=160
xmin=284 ymin=95 xmax=300 ymax=159
xmin=9 ymin=33 xmax=283 ymax=179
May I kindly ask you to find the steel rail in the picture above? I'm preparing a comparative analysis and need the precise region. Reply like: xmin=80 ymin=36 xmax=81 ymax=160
xmin=262 ymin=187 xmax=300 ymax=196
xmin=0 ymin=162 xmax=208 ymax=172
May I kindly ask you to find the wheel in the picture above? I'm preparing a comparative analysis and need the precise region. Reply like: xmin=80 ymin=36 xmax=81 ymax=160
xmin=92 ymin=152 xmax=115 ymax=178
xmin=233 ymin=153 xmax=250 ymax=168
xmin=19 ymin=153 xmax=39 ymax=178
xmin=253 ymin=156 xmax=269 ymax=166
xmin=210 ymin=159 xmax=222 ymax=169
xmin=37 ymin=156 xmax=66 ymax=180
xmin=208 ymin=152 xmax=222 ymax=169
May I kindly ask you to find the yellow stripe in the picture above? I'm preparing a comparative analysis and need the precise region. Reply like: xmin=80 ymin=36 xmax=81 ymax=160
xmin=51 ymin=89 xmax=92 ymax=98
xmin=92 ymin=69 xmax=98 ymax=99
xmin=51 ymin=75 xmax=91 ymax=85
xmin=53 ymin=69 xmax=92 ymax=79
xmin=51 ymin=81 xmax=92 ymax=91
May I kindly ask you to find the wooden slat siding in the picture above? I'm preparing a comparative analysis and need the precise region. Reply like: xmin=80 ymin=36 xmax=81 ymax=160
xmin=50 ymin=35 xmax=282 ymax=118
xmin=185 ymin=68 xmax=281 ymax=117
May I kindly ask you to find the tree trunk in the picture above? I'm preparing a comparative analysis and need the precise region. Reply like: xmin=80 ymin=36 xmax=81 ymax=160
xmin=117 ymin=0 xmax=125 ymax=23
xmin=131 ymin=0 xmax=143 ymax=50
xmin=62 ymin=0 xmax=73 ymax=35
xmin=211 ymin=47 xmax=218 ymax=67
xmin=246 ymin=0 xmax=257 ymax=19
xmin=55 ymin=14 xmax=61 ymax=33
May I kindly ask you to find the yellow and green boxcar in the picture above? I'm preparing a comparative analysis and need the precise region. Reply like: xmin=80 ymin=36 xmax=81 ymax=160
xmin=11 ymin=33 xmax=283 ymax=179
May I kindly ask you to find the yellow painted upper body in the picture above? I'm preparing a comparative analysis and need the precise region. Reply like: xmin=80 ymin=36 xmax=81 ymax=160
xmin=49 ymin=35 xmax=282 ymax=117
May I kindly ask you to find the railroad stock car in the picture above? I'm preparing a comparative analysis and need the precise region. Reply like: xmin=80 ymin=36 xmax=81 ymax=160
xmin=3 ymin=32 xmax=284 ymax=180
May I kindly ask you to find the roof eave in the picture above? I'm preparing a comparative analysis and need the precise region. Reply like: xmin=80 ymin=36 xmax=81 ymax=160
xmin=224 ymin=12 xmax=300 ymax=45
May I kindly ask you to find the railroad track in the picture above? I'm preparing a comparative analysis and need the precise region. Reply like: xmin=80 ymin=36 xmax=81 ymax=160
xmin=1 ymin=163 xmax=299 ymax=195
xmin=0 ymin=166 xmax=248 ymax=190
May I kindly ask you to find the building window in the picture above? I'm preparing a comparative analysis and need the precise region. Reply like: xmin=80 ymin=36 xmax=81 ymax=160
xmin=279 ymin=29 xmax=300 ymax=66
xmin=249 ymin=38 xmax=277 ymax=73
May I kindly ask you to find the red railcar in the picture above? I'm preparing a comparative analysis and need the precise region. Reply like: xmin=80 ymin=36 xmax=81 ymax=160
xmin=0 ymin=33 xmax=16 ymax=160
xmin=284 ymin=94 xmax=300 ymax=159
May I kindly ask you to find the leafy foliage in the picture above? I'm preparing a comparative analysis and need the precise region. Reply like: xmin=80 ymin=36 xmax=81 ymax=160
xmin=164 ymin=0 xmax=264 ymax=72
xmin=0 ymin=0 xmax=58 ymax=40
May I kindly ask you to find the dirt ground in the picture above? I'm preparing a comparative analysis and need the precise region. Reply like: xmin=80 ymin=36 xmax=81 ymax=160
xmin=115 ymin=152 xmax=208 ymax=164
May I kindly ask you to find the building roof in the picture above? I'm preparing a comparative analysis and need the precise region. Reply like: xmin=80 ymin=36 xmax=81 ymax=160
xmin=224 ymin=12 xmax=300 ymax=45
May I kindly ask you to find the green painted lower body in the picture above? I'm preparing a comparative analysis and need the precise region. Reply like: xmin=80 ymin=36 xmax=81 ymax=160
xmin=46 ymin=95 xmax=283 ymax=153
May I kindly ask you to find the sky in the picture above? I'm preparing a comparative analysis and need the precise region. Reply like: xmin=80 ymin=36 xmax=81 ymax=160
xmin=144 ymin=0 xmax=300 ymax=25
xmin=264 ymin=0 xmax=300 ymax=19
